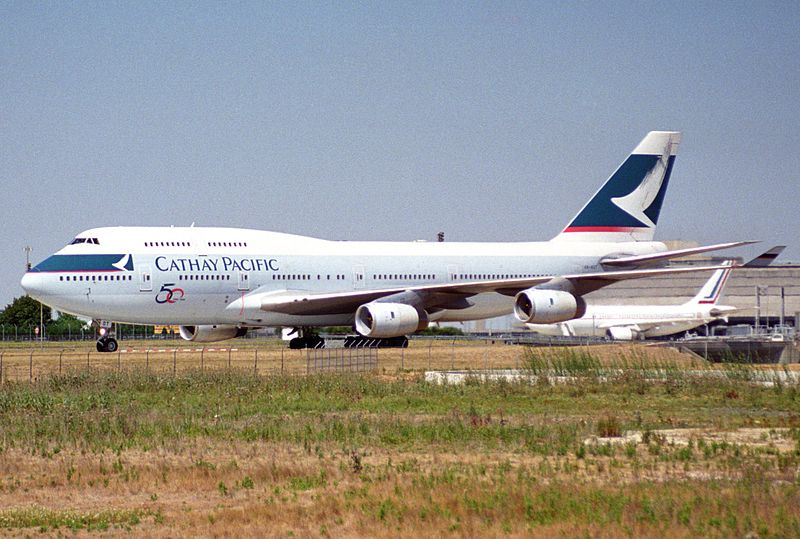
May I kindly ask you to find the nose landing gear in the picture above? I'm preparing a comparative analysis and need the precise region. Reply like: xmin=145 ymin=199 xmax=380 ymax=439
xmin=97 ymin=336 xmax=119 ymax=353
xmin=95 ymin=321 xmax=118 ymax=353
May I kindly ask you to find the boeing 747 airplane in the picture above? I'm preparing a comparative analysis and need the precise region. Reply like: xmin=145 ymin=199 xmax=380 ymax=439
xmin=21 ymin=131 xmax=753 ymax=351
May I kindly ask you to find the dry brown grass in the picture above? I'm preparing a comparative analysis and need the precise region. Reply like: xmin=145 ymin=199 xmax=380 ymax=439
xmin=0 ymin=342 xmax=798 ymax=536
xmin=1 ymin=432 xmax=798 ymax=537
xmin=0 ymin=340 xmax=716 ymax=383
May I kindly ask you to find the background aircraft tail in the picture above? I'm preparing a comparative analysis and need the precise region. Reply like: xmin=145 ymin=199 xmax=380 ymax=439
xmin=686 ymin=261 xmax=733 ymax=305
xmin=743 ymin=245 xmax=785 ymax=267
xmin=553 ymin=131 xmax=681 ymax=243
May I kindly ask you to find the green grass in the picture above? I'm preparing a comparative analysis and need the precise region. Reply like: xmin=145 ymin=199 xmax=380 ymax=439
xmin=0 ymin=347 xmax=798 ymax=536
xmin=0 ymin=365 xmax=797 ymax=455
xmin=0 ymin=506 xmax=158 ymax=531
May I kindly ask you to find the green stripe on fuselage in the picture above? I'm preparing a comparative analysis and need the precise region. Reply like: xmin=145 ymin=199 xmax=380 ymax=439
xmin=31 ymin=254 xmax=133 ymax=272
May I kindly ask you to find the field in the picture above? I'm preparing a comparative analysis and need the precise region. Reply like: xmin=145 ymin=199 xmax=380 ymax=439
xmin=0 ymin=340 xmax=798 ymax=537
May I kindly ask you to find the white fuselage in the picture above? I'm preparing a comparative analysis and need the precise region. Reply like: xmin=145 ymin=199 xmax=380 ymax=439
xmin=527 ymin=303 xmax=735 ymax=339
xmin=21 ymin=226 xmax=667 ymax=328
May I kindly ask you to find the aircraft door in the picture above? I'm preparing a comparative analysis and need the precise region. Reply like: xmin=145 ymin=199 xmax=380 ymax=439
xmin=447 ymin=265 xmax=459 ymax=282
xmin=353 ymin=265 xmax=365 ymax=289
xmin=139 ymin=265 xmax=152 ymax=292
xmin=237 ymin=271 xmax=250 ymax=291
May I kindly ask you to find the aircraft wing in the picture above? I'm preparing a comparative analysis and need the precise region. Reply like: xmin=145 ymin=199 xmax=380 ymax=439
xmin=257 ymin=264 xmax=735 ymax=316
xmin=600 ymin=241 xmax=756 ymax=267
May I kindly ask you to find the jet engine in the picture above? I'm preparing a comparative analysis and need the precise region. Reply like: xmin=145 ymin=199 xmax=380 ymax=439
xmin=606 ymin=327 xmax=640 ymax=341
xmin=355 ymin=303 xmax=428 ymax=338
xmin=179 ymin=325 xmax=248 ymax=343
xmin=513 ymin=289 xmax=586 ymax=324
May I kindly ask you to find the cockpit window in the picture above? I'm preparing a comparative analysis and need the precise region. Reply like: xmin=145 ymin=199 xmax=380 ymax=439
xmin=70 ymin=237 xmax=100 ymax=245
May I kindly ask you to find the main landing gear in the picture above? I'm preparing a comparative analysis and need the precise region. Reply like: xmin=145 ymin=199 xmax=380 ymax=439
xmin=287 ymin=327 xmax=325 ymax=349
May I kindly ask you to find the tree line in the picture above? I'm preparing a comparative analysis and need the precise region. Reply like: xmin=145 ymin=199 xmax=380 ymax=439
xmin=0 ymin=296 xmax=156 ymax=340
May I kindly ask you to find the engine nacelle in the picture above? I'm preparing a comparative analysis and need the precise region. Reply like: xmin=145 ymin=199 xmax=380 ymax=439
xmin=513 ymin=289 xmax=586 ymax=324
xmin=355 ymin=303 xmax=428 ymax=338
xmin=606 ymin=327 xmax=640 ymax=341
xmin=179 ymin=325 xmax=248 ymax=343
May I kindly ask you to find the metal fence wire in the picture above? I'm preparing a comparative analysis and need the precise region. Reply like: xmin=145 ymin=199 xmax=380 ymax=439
xmin=306 ymin=347 xmax=378 ymax=374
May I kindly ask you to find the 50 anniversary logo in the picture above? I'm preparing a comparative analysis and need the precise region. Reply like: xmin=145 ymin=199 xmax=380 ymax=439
xmin=155 ymin=284 xmax=185 ymax=304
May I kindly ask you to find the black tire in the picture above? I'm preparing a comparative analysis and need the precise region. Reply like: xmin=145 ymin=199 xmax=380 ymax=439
xmin=288 ymin=336 xmax=325 ymax=349
xmin=106 ymin=338 xmax=118 ymax=353
xmin=96 ymin=340 xmax=106 ymax=352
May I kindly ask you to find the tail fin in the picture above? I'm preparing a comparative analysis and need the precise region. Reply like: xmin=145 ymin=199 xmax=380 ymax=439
xmin=686 ymin=261 xmax=733 ymax=305
xmin=743 ymin=245 xmax=785 ymax=268
xmin=553 ymin=131 xmax=681 ymax=242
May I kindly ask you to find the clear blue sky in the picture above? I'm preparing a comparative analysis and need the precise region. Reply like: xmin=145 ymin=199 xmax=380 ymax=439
xmin=2 ymin=1 xmax=799 ymax=306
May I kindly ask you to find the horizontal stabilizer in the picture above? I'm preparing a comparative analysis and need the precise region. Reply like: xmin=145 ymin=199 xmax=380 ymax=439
xmin=743 ymin=245 xmax=785 ymax=267
xmin=600 ymin=241 xmax=757 ymax=267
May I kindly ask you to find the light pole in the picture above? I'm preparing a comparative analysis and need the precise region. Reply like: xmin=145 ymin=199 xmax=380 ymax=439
xmin=754 ymin=285 xmax=769 ymax=336
xmin=23 ymin=246 xmax=32 ymax=271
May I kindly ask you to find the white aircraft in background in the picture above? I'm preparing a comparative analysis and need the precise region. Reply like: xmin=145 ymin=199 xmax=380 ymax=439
xmin=21 ymin=131 xmax=752 ymax=351
xmin=526 ymin=246 xmax=784 ymax=340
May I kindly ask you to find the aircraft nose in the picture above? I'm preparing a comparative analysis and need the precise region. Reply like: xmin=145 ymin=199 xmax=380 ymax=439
xmin=20 ymin=272 xmax=44 ymax=298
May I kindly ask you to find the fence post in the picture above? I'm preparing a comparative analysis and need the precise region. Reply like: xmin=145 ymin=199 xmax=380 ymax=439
xmin=228 ymin=348 xmax=231 ymax=369
xmin=146 ymin=349 xmax=149 ymax=371
xmin=201 ymin=347 xmax=205 ymax=371
xmin=173 ymin=349 xmax=177 ymax=377
xmin=281 ymin=348 xmax=284 ymax=375
xmin=87 ymin=351 xmax=90 ymax=371
xmin=428 ymin=339 xmax=433 ymax=370
xmin=29 ymin=350 xmax=34 ymax=382
xmin=0 ymin=352 xmax=3 ymax=384
xmin=254 ymin=348 xmax=258 ymax=375
xmin=117 ymin=347 xmax=121 ymax=371
xmin=59 ymin=350 xmax=64 ymax=374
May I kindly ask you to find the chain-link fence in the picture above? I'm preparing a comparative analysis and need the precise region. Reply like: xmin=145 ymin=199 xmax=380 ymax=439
xmin=0 ymin=339 xmax=532 ymax=383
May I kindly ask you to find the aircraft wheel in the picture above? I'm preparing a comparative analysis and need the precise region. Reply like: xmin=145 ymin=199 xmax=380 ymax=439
xmin=105 ymin=338 xmax=118 ymax=353
xmin=288 ymin=336 xmax=325 ymax=349
xmin=96 ymin=340 xmax=106 ymax=352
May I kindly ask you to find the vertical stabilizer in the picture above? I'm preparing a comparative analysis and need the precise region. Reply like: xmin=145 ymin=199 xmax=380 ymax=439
xmin=553 ymin=131 xmax=681 ymax=242
xmin=686 ymin=261 xmax=733 ymax=305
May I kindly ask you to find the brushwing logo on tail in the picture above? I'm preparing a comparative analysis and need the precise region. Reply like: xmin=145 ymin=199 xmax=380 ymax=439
xmin=557 ymin=131 xmax=680 ymax=240
xmin=609 ymin=142 xmax=672 ymax=228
